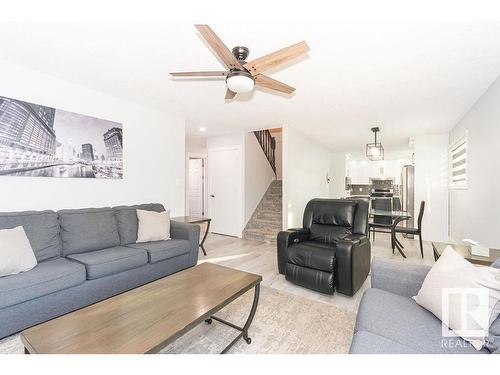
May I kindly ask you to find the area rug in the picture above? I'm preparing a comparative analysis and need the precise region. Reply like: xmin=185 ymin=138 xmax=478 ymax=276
xmin=0 ymin=286 xmax=355 ymax=354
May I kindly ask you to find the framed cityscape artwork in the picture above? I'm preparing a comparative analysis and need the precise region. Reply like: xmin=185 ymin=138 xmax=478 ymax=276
xmin=0 ymin=95 xmax=123 ymax=179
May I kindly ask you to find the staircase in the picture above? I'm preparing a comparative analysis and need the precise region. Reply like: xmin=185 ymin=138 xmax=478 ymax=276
xmin=243 ymin=180 xmax=282 ymax=244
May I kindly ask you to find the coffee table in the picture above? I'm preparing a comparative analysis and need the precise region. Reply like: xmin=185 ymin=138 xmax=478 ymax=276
xmin=20 ymin=262 xmax=262 ymax=354
xmin=432 ymin=241 xmax=500 ymax=266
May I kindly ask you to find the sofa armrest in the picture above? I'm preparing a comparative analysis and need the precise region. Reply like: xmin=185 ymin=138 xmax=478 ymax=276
xmin=492 ymin=258 xmax=500 ymax=269
xmin=170 ymin=221 xmax=200 ymax=267
xmin=277 ymin=228 xmax=309 ymax=274
xmin=335 ymin=235 xmax=371 ymax=295
xmin=371 ymin=257 xmax=431 ymax=298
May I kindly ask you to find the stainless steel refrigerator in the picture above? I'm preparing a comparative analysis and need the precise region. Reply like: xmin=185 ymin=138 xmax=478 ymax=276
xmin=401 ymin=165 xmax=415 ymax=237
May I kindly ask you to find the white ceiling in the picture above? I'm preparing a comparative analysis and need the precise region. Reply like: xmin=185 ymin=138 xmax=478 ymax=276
xmin=0 ymin=18 xmax=500 ymax=151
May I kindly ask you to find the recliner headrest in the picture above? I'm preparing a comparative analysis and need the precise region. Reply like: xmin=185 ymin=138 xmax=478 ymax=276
xmin=311 ymin=200 xmax=356 ymax=227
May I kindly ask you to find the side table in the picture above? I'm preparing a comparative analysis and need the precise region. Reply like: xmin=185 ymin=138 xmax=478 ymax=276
xmin=171 ymin=216 xmax=211 ymax=256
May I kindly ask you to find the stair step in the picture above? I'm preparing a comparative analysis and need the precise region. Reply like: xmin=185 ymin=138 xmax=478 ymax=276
xmin=256 ymin=212 xmax=281 ymax=218
xmin=243 ymin=229 xmax=279 ymax=244
xmin=254 ymin=213 xmax=281 ymax=221
xmin=260 ymin=201 xmax=281 ymax=207
xmin=256 ymin=207 xmax=281 ymax=213
xmin=245 ymin=223 xmax=282 ymax=231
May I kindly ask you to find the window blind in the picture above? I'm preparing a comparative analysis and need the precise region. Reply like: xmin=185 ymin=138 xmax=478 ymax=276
xmin=450 ymin=136 xmax=467 ymax=186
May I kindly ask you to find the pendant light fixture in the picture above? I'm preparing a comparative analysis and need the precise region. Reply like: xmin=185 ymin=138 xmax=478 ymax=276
xmin=366 ymin=127 xmax=384 ymax=161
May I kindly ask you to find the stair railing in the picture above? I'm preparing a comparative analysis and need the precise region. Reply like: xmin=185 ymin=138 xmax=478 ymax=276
xmin=253 ymin=130 xmax=276 ymax=175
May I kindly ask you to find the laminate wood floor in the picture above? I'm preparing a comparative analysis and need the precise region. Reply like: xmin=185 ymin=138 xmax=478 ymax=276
xmin=199 ymin=233 xmax=435 ymax=313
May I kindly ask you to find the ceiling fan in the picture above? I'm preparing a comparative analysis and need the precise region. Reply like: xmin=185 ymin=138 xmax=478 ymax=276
xmin=170 ymin=25 xmax=309 ymax=99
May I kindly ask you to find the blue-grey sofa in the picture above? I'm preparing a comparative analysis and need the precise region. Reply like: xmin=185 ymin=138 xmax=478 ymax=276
xmin=0 ymin=203 xmax=199 ymax=339
xmin=350 ymin=257 xmax=500 ymax=354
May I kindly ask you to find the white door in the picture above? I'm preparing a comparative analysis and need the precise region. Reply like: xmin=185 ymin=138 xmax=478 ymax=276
xmin=208 ymin=147 xmax=242 ymax=237
xmin=188 ymin=158 xmax=204 ymax=216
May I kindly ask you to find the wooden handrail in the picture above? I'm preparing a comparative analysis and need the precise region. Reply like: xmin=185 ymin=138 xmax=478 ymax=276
xmin=253 ymin=130 xmax=276 ymax=175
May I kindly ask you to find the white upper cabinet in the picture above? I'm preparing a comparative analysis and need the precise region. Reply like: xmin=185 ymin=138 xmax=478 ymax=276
xmin=347 ymin=160 xmax=405 ymax=185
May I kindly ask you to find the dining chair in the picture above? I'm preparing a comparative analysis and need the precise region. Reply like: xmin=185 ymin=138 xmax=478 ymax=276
xmin=392 ymin=196 xmax=402 ymax=211
xmin=369 ymin=198 xmax=393 ymax=242
xmin=394 ymin=201 xmax=425 ymax=258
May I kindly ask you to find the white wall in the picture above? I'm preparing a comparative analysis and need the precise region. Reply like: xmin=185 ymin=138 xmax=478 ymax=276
xmin=0 ymin=58 xmax=185 ymax=214
xmin=329 ymin=152 xmax=347 ymax=198
xmin=283 ymin=125 xmax=330 ymax=229
xmin=449 ymin=75 xmax=500 ymax=248
xmin=186 ymin=134 xmax=207 ymax=155
xmin=413 ymin=134 xmax=449 ymax=242
xmin=244 ymin=133 xmax=275 ymax=225
xmin=206 ymin=133 xmax=245 ymax=150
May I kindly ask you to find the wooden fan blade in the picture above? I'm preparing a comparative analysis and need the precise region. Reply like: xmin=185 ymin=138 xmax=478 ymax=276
xmin=254 ymin=74 xmax=295 ymax=94
xmin=225 ymin=89 xmax=237 ymax=100
xmin=243 ymin=41 xmax=309 ymax=76
xmin=170 ymin=71 xmax=227 ymax=77
xmin=195 ymin=25 xmax=243 ymax=70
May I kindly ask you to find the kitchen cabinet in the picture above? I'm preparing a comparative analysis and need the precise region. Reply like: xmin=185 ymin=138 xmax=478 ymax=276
xmin=347 ymin=160 xmax=406 ymax=185
xmin=347 ymin=161 xmax=371 ymax=184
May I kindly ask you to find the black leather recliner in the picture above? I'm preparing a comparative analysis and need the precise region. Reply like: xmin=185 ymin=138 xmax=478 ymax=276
xmin=277 ymin=199 xmax=371 ymax=296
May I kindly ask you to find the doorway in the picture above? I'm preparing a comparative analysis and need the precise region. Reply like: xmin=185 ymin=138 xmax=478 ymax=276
xmin=188 ymin=157 xmax=205 ymax=216
xmin=207 ymin=146 xmax=243 ymax=237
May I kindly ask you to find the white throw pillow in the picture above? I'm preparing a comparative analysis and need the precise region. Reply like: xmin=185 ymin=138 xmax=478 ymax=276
xmin=0 ymin=226 xmax=38 ymax=277
xmin=414 ymin=246 xmax=500 ymax=350
xmin=136 ymin=209 xmax=171 ymax=243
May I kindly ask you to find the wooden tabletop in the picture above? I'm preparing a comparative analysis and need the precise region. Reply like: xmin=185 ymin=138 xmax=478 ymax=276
xmin=171 ymin=215 xmax=211 ymax=224
xmin=21 ymin=263 xmax=262 ymax=354
xmin=432 ymin=241 xmax=500 ymax=266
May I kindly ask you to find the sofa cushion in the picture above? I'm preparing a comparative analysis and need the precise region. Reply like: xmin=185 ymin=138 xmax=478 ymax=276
xmin=0 ymin=258 xmax=86 ymax=309
xmin=287 ymin=241 xmax=336 ymax=272
xmin=349 ymin=331 xmax=421 ymax=354
xmin=113 ymin=204 xmax=166 ymax=245
xmin=356 ymin=288 xmax=489 ymax=354
xmin=67 ymin=246 xmax=148 ymax=280
xmin=126 ymin=239 xmax=190 ymax=264
xmin=58 ymin=207 xmax=120 ymax=255
xmin=0 ymin=210 xmax=61 ymax=261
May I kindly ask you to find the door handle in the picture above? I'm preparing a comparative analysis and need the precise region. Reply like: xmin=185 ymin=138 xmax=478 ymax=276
xmin=210 ymin=194 xmax=215 ymax=197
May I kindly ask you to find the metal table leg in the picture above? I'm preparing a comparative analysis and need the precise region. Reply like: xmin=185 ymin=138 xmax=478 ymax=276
xmin=199 ymin=219 xmax=211 ymax=256
xmin=392 ymin=217 xmax=407 ymax=258
xmin=205 ymin=283 xmax=260 ymax=354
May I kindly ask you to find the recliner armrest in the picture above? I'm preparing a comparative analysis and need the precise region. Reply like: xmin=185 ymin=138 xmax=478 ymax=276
xmin=277 ymin=228 xmax=310 ymax=274
xmin=335 ymin=236 xmax=371 ymax=295
xmin=344 ymin=234 xmax=369 ymax=245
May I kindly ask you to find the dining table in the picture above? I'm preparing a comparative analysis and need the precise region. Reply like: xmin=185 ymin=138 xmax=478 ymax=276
xmin=369 ymin=209 xmax=412 ymax=258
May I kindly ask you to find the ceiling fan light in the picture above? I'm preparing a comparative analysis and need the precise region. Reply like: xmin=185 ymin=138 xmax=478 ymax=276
xmin=226 ymin=71 xmax=255 ymax=93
